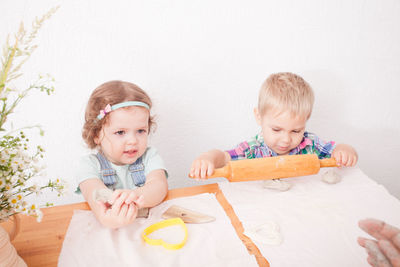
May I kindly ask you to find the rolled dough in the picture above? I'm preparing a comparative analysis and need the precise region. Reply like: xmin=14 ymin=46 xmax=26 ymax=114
xmin=321 ymin=169 xmax=342 ymax=184
xmin=263 ymin=179 xmax=292 ymax=191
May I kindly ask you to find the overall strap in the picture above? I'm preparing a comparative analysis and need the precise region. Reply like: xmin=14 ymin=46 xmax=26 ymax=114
xmin=95 ymin=152 xmax=117 ymax=189
xmin=129 ymin=157 xmax=146 ymax=187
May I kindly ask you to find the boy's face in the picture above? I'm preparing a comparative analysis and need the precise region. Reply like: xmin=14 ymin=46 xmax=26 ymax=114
xmin=95 ymin=107 xmax=149 ymax=165
xmin=254 ymin=108 xmax=307 ymax=155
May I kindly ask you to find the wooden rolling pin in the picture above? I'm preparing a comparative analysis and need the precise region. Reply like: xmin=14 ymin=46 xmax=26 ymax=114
xmin=191 ymin=154 xmax=337 ymax=182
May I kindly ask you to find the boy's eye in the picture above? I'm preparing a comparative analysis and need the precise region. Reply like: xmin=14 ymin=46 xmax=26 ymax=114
xmin=292 ymin=130 xmax=301 ymax=133
xmin=272 ymin=128 xmax=280 ymax=132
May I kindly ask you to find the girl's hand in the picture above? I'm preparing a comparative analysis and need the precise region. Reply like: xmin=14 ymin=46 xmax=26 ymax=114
xmin=332 ymin=144 xmax=358 ymax=167
xmin=109 ymin=189 xmax=144 ymax=207
xmin=98 ymin=190 xmax=145 ymax=229
xmin=189 ymin=158 xmax=215 ymax=180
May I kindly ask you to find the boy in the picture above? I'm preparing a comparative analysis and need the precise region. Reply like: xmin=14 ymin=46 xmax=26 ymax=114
xmin=190 ymin=72 xmax=357 ymax=179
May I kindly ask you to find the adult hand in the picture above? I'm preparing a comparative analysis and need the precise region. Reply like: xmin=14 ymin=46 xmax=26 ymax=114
xmin=358 ymin=218 xmax=400 ymax=267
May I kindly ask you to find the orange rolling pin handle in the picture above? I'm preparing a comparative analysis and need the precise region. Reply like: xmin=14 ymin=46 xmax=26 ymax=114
xmin=319 ymin=157 xmax=338 ymax=168
xmin=208 ymin=163 xmax=232 ymax=179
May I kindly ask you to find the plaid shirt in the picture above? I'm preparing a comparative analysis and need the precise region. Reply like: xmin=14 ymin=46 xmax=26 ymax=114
xmin=227 ymin=132 xmax=335 ymax=160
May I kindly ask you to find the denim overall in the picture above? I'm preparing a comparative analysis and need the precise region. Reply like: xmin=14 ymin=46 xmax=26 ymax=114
xmin=95 ymin=152 xmax=146 ymax=190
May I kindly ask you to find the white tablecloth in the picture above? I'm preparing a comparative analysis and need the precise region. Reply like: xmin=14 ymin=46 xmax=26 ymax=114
xmin=218 ymin=167 xmax=400 ymax=267
xmin=58 ymin=193 xmax=258 ymax=267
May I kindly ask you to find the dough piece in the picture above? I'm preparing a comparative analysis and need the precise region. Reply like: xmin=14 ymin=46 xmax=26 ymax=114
xmin=244 ymin=221 xmax=283 ymax=246
xmin=321 ymin=169 xmax=342 ymax=184
xmin=93 ymin=188 xmax=113 ymax=203
xmin=262 ymin=179 xmax=292 ymax=191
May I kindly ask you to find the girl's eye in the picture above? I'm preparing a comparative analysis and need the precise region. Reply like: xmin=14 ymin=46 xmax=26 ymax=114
xmin=115 ymin=130 xmax=125 ymax=135
xmin=272 ymin=128 xmax=280 ymax=132
xmin=292 ymin=130 xmax=300 ymax=133
xmin=138 ymin=129 xmax=147 ymax=134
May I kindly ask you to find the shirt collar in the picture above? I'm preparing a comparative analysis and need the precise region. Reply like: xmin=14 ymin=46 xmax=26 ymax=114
xmin=257 ymin=132 xmax=311 ymax=156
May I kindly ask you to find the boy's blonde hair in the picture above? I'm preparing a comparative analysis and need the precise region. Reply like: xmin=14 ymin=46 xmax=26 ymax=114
xmin=258 ymin=72 xmax=314 ymax=119
xmin=82 ymin=80 xmax=155 ymax=149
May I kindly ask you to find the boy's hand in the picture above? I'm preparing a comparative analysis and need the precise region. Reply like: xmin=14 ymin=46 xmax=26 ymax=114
xmin=189 ymin=158 xmax=215 ymax=180
xmin=189 ymin=150 xmax=231 ymax=180
xmin=332 ymin=144 xmax=358 ymax=167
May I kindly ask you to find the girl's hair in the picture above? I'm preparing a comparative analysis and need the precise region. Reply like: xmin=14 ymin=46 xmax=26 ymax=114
xmin=82 ymin=80 xmax=155 ymax=149
xmin=258 ymin=72 xmax=314 ymax=119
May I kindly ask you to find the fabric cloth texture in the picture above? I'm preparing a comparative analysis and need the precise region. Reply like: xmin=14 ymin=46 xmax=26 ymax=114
xmin=218 ymin=167 xmax=400 ymax=267
xmin=58 ymin=193 xmax=258 ymax=267
xmin=74 ymin=147 xmax=167 ymax=193
xmin=227 ymin=131 xmax=335 ymax=160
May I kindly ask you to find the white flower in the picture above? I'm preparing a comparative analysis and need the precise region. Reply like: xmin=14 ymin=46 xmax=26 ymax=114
xmin=19 ymin=148 xmax=29 ymax=157
xmin=26 ymin=204 xmax=43 ymax=222
xmin=27 ymin=204 xmax=38 ymax=215
xmin=4 ymin=184 xmax=12 ymax=191
xmin=0 ymin=157 xmax=8 ymax=165
xmin=33 ymin=164 xmax=45 ymax=173
xmin=11 ymin=161 xmax=19 ymax=172
xmin=10 ymin=175 xmax=20 ymax=184
xmin=9 ymin=194 xmax=23 ymax=207
xmin=0 ymin=177 xmax=6 ymax=188
xmin=55 ymin=178 xmax=68 ymax=195
xmin=30 ymin=184 xmax=42 ymax=195
xmin=1 ymin=149 xmax=10 ymax=158
xmin=0 ymin=210 xmax=12 ymax=222
xmin=2 ymin=190 xmax=11 ymax=199
xmin=0 ymin=7 xmax=63 ymax=222
xmin=35 ymin=209 xmax=43 ymax=222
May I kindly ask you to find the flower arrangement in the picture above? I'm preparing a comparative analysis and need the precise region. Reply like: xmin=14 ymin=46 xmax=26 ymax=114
xmin=0 ymin=7 xmax=66 ymax=222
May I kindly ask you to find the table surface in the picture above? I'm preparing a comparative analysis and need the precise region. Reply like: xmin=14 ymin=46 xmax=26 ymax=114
xmin=1 ymin=183 xmax=269 ymax=267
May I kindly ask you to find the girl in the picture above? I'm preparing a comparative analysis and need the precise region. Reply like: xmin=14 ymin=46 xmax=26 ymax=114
xmin=76 ymin=80 xmax=168 ymax=229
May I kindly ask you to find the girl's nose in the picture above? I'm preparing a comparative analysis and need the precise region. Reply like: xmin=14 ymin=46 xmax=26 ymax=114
xmin=127 ymin=133 xmax=137 ymax=145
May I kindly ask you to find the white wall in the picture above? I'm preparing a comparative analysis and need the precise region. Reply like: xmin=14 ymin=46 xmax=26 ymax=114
xmin=1 ymin=0 xmax=399 ymax=206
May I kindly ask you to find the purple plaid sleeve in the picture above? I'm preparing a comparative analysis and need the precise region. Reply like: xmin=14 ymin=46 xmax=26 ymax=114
xmin=300 ymin=132 xmax=336 ymax=159
xmin=226 ymin=141 xmax=251 ymax=160
xmin=226 ymin=132 xmax=335 ymax=160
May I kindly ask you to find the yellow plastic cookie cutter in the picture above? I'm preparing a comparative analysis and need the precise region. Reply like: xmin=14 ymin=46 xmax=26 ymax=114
xmin=142 ymin=217 xmax=188 ymax=250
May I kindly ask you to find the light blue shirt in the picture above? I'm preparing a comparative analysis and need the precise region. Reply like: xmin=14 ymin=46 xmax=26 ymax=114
xmin=75 ymin=147 xmax=167 ymax=192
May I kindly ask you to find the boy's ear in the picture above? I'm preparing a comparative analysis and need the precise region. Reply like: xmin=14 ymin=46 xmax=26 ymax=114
xmin=254 ymin=107 xmax=262 ymax=126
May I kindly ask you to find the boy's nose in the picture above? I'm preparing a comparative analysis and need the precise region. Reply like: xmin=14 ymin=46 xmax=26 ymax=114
xmin=281 ymin=133 xmax=291 ymax=143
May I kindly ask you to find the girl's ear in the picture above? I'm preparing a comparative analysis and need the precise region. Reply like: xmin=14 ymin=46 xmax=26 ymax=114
xmin=254 ymin=107 xmax=262 ymax=126
xmin=94 ymin=133 xmax=101 ymax=145
xmin=94 ymin=126 xmax=104 ymax=145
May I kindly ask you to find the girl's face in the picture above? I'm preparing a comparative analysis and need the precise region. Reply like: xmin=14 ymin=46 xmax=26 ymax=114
xmin=254 ymin=108 xmax=307 ymax=155
xmin=95 ymin=107 xmax=149 ymax=165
